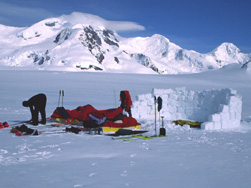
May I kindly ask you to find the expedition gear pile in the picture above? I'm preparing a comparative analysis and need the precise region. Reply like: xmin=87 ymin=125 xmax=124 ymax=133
xmin=11 ymin=124 xmax=39 ymax=136
xmin=51 ymin=90 xmax=140 ymax=130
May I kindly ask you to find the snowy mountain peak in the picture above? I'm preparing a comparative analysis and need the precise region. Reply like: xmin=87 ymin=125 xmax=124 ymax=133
xmin=210 ymin=42 xmax=249 ymax=66
xmin=213 ymin=42 xmax=241 ymax=55
xmin=151 ymin=34 xmax=170 ymax=43
xmin=0 ymin=12 xmax=250 ymax=74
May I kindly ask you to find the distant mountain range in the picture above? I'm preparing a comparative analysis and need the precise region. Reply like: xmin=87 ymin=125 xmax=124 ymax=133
xmin=0 ymin=12 xmax=250 ymax=74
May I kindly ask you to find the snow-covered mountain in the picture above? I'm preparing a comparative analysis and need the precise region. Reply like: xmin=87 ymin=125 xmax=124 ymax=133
xmin=0 ymin=12 xmax=250 ymax=74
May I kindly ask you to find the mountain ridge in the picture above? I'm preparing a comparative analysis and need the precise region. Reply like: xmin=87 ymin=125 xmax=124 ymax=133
xmin=0 ymin=12 xmax=250 ymax=74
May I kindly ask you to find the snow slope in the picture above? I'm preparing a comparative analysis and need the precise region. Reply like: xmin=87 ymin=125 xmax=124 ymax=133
xmin=0 ymin=12 xmax=250 ymax=74
xmin=0 ymin=65 xmax=251 ymax=188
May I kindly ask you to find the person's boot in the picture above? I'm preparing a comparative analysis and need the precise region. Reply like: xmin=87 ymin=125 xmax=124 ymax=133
xmin=39 ymin=120 xmax=46 ymax=125
xmin=31 ymin=121 xmax=38 ymax=126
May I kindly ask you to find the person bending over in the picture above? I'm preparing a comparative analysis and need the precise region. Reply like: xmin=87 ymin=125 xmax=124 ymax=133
xmin=22 ymin=93 xmax=47 ymax=125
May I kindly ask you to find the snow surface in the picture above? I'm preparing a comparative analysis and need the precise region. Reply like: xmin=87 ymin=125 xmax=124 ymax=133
xmin=0 ymin=64 xmax=251 ymax=188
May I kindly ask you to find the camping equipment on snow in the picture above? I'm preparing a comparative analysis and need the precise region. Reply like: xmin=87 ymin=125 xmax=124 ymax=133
xmin=160 ymin=116 xmax=166 ymax=136
xmin=154 ymin=96 xmax=165 ymax=136
xmin=51 ymin=91 xmax=140 ymax=133
xmin=0 ymin=122 xmax=9 ymax=129
xmin=10 ymin=124 xmax=39 ymax=136
xmin=51 ymin=105 xmax=140 ymax=133
xmin=173 ymin=120 xmax=202 ymax=128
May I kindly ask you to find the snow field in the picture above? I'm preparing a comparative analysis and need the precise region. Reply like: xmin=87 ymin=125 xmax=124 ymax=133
xmin=132 ymin=87 xmax=242 ymax=130
xmin=0 ymin=68 xmax=251 ymax=188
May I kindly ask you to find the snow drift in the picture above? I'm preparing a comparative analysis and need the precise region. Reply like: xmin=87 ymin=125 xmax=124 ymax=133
xmin=0 ymin=12 xmax=250 ymax=74
xmin=132 ymin=87 xmax=242 ymax=130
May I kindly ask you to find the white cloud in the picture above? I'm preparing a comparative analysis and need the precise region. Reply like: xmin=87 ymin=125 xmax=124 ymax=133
xmin=105 ymin=21 xmax=145 ymax=32
xmin=60 ymin=12 xmax=145 ymax=32
xmin=0 ymin=3 xmax=145 ymax=32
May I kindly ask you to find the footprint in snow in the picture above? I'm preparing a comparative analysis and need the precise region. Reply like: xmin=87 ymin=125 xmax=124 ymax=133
xmin=130 ymin=161 xmax=135 ymax=167
xmin=74 ymin=185 xmax=84 ymax=188
xmin=120 ymin=170 xmax=128 ymax=177
xmin=130 ymin=153 xmax=136 ymax=158
xmin=88 ymin=172 xmax=97 ymax=177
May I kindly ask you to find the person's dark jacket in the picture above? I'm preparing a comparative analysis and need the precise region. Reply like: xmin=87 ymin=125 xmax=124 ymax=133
xmin=23 ymin=93 xmax=47 ymax=125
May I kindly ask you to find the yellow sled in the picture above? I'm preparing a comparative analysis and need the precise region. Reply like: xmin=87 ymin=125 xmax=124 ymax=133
xmin=101 ymin=124 xmax=141 ymax=133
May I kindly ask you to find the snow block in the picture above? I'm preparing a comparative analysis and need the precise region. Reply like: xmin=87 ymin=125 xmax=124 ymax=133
xmin=209 ymin=113 xmax=221 ymax=121
xmin=201 ymin=122 xmax=214 ymax=130
xmin=131 ymin=87 xmax=242 ymax=130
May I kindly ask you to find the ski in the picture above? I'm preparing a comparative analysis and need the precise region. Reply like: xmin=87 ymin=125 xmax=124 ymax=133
xmin=8 ymin=120 xmax=32 ymax=127
xmin=124 ymin=135 xmax=168 ymax=141
xmin=107 ymin=129 xmax=148 ymax=136
xmin=15 ymin=131 xmax=41 ymax=136
xmin=9 ymin=117 xmax=57 ymax=127
xmin=10 ymin=118 xmax=78 ymax=128
xmin=114 ymin=135 xmax=168 ymax=141
xmin=112 ymin=135 xmax=146 ymax=140
xmin=13 ymin=127 xmax=87 ymax=136
xmin=38 ymin=127 xmax=99 ymax=135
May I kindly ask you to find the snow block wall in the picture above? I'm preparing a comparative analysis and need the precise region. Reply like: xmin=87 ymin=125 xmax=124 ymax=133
xmin=131 ymin=87 xmax=242 ymax=130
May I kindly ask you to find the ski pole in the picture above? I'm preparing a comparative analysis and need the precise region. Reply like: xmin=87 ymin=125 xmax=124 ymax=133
xmin=159 ymin=112 xmax=161 ymax=128
xmin=62 ymin=90 xmax=64 ymax=107
xmin=154 ymin=96 xmax=157 ymax=136
xmin=114 ymin=90 xmax=117 ymax=108
xmin=9 ymin=120 xmax=32 ymax=127
xmin=58 ymin=90 xmax=61 ymax=107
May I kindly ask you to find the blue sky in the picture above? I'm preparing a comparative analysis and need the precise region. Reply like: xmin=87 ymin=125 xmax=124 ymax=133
xmin=0 ymin=0 xmax=250 ymax=53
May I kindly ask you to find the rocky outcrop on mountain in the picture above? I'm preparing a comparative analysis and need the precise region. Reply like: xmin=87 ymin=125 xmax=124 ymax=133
xmin=54 ymin=28 xmax=72 ymax=45
xmin=130 ymin=53 xmax=159 ymax=73
xmin=78 ymin=26 xmax=120 ymax=64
